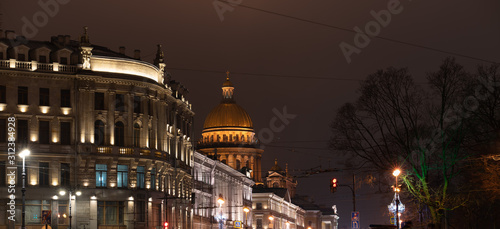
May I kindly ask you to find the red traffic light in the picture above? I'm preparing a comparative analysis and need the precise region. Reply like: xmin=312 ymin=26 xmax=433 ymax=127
xmin=163 ymin=222 xmax=169 ymax=228
xmin=330 ymin=178 xmax=338 ymax=193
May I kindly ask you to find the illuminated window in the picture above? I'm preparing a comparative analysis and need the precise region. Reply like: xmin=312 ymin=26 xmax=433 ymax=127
xmin=137 ymin=166 xmax=145 ymax=189
xmin=96 ymin=164 xmax=107 ymax=187
xmin=14 ymin=200 xmax=51 ymax=224
xmin=117 ymin=165 xmax=128 ymax=188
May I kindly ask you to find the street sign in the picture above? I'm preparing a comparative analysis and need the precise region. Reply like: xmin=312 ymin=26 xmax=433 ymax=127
xmin=42 ymin=210 xmax=51 ymax=225
xmin=390 ymin=217 xmax=395 ymax=225
xmin=351 ymin=211 xmax=359 ymax=229
xmin=234 ymin=221 xmax=242 ymax=228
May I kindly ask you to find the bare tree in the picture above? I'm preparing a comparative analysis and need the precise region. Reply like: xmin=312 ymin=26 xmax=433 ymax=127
xmin=331 ymin=58 xmax=472 ymax=228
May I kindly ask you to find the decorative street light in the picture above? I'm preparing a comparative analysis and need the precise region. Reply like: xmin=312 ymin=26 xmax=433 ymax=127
xmin=60 ymin=188 xmax=82 ymax=229
xmin=243 ymin=206 xmax=250 ymax=229
xmin=216 ymin=194 xmax=225 ymax=229
xmin=19 ymin=149 xmax=30 ymax=229
xmin=268 ymin=215 xmax=274 ymax=229
xmin=387 ymin=168 xmax=405 ymax=229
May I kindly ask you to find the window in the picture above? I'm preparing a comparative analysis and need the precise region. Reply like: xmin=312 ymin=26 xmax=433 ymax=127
xmin=39 ymin=55 xmax=47 ymax=63
xmin=133 ymin=96 xmax=141 ymax=113
xmin=17 ymin=120 xmax=28 ymax=144
xmin=257 ymin=219 xmax=263 ymax=229
xmin=137 ymin=166 xmax=145 ymax=189
xmin=95 ymin=92 xmax=105 ymax=110
xmin=60 ymin=57 xmax=68 ymax=65
xmin=39 ymin=88 xmax=49 ymax=106
xmin=117 ymin=165 xmax=128 ymax=188
xmin=236 ymin=160 xmax=241 ymax=170
xmin=18 ymin=86 xmax=28 ymax=104
xmin=0 ymin=118 xmax=6 ymax=143
xmin=256 ymin=203 xmax=262 ymax=210
xmin=60 ymin=122 xmax=71 ymax=145
xmin=14 ymin=200 xmax=51 ymax=224
xmin=115 ymin=94 xmax=125 ymax=112
xmin=39 ymin=121 xmax=50 ymax=144
xmin=97 ymin=201 xmax=125 ymax=225
xmin=114 ymin=122 xmax=124 ymax=146
xmin=94 ymin=120 xmax=105 ymax=145
xmin=96 ymin=164 xmax=107 ymax=187
xmin=0 ymin=85 xmax=6 ymax=103
xmin=18 ymin=53 xmax=25 ymax=61
xmin=58 ymin=200 xmax=69 ymax=225
xmin=133 ymin=123 xmax=140 ymax=147
xmin=39 ymin=162 xmax=49 ymax=187
xmin=151 ymin=168 xmax=156 ymax=190
xmin=61 ymin=163 xmax=70 ymax=187
xmin=136 ymin=200 xmax=146 ymax=222
xmin=61 ymin=89 xmax=71 ymax=107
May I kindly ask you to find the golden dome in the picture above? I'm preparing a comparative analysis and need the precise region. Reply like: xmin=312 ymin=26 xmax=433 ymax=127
xmin=203 ymin=102 xmax=253 ymax=130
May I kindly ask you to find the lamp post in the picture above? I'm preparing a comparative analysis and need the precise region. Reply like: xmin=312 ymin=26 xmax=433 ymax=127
xmin=268 ymin=216 xmax=274 ymax=229
xmin=20 ymin=149 xmax=30 ymax=229
xmin=393 ymin=169 xmax=401 ymax=229
xmin=60 ymin=189 xmax=82 ymax=229
xmin=217 ymin=194 xmax=225 ymax=229
xmin=243 ymin=207 xmax=250 ymax=229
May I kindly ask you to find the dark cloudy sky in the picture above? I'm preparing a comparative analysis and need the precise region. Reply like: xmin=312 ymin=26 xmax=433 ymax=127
xmin=2 ymin=0 xmax=499 ymax=228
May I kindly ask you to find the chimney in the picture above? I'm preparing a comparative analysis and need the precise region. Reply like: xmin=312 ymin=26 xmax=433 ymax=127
xmin=57 ymin=35 xmax=64 ymax=44
xmin=5 ymin=30 xmax=15 ymax=40
xmin=134 ymin=49 xmax=141 ymax=60
xmin=64 ymin=35 xmax=71 ymax=45
xmin=119 ymin=46 xmax=125 ymax=55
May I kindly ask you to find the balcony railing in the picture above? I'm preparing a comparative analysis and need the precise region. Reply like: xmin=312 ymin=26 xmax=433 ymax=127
xmin=0 ymin=59 xmax=78 ymax=73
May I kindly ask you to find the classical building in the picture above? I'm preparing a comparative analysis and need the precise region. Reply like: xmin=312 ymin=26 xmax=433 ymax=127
xmin=252 ymin=187 xmax=305 ymax=229
xmin=192 ymin=151 xmax=254 ymax=229
xmin=0 ymin=28 xmax=194 ymax=229
xmin=197 ymin=74 xmax=263 ymax=183
xmin=265 ymin=159 xmax=297 ymax=197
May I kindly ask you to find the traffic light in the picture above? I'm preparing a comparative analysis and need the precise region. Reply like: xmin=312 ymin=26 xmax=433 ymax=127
xmin=330 ymin=178 xmax=337 ymax=193
xmin=163 ymin=222 xmax=169 ymax=229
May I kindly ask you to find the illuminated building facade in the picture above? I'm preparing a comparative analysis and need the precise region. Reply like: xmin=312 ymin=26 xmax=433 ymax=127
xmin=0 ymin=28 xmax=194 ymax=229
xmin=197 ymin=74 xmax=263 ymax=183
xmin=192 ymin=151 xmax=254 ymax=229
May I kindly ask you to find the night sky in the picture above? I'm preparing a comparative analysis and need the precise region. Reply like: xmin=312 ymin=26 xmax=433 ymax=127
xmin=2 ymin=0 xmax=499 ymax=228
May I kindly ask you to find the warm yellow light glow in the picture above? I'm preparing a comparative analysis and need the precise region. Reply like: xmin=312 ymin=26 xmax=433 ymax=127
xmin=81 ymin=135 xmax=85 ymax=143
xmin=268 ymin=216 xmax=274 ymax=221
xmin=217 ymin=197 xmax=225 ymax=205
xmin=31 ymin=136 xmax=37 ymax=142
xmin=91 ymin=196 xmax=97 ymax=200
xmin=52 ymin=137 xmax=58 ymax=143
xmin=286 ymin=222 xmax=290 ymax=226
xmin=307 ymin=227 xmax=312 ymax=229
xmin=75 ymin=191 xmax=82 ymax=196
xmin=148 ymin=197 xmax=153 ymax=202
xmin=0 ymin=104 xmax=6 ymax=111
xmin=59 ymin=190 xmax=66 ymax=196
xmin=18 ymin=105 xmax=28 ymax=113
xmin=146 ymin=184 xmax=151 ymax=189
xmin=61 ymin=108 xmax=71 ymax=115
xmin=393 ymin=169 xmax=401 ymax=177
xmin=52 ymin=181 xmax=58 ymax=186
xmin=128 ymin=196 xmax=134 ymax=201
xmin=110 ymin=183 xmax=116 ymax=188
xmin=40 ymin=106 xmax=49 ymax=114
xmin=91 ymin=56 xmax=161 ymax=83
xmin=20 ymin=149 xmax=30 ymax=158
xmin=83 ymin=182 xmax=89 ymax=187
xmin=52 ymin=195 xmax=58 ymax=200
xmin=31 ymin=181 xmax=37 ymax=185
xmin=243 ymin=207 xmax=250 ymax=213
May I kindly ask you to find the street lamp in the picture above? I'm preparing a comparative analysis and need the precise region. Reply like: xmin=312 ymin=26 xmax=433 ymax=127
xmin=60 ymin=189 xmax=82 ymax=229
xmin=393 ymin=169 xmax=401 ymax=229
xmin=216 ymin=194 xmax=225 ymax=229
xmin=20 ymin=149 xmax=30 ymax=229
xmin=243 ymin=207 xmax=250 ymax=229
xmin=268 ymin=216 xmax=274 ymax=229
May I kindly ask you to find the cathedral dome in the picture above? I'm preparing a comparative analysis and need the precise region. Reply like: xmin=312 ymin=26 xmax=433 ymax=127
xmin=203 ymin=102 xmax=253 ymax=130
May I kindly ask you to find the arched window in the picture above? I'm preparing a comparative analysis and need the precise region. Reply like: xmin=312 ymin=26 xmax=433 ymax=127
xmin=236 ymin=160 xmax=241 ymax=170
xmin=133 ymin=123 xmax=141 ymax=147
xmin=94 ymin=120 xmax=105 ymax=145
xmin=114 ymin=121 xmax=125 ymax=146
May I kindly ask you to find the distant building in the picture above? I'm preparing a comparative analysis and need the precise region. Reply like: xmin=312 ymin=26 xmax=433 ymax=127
xmin=252 ymin=187 xmax=305 ymax=229
xmin=192 ymin=151 xmax=254 ymax=229
xmin=197 ymin=73 xmax=264 ymax=183
xmin=265 ymin=159 xmax=298 ymax=197
xmin=0 ymin=28 xmax=194 ymax=229
xmin=292 ymin=196 xmax=339 ymax=229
